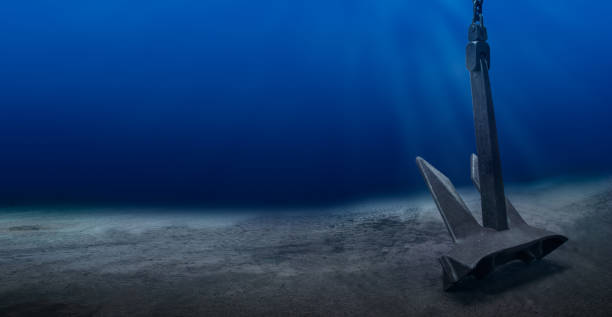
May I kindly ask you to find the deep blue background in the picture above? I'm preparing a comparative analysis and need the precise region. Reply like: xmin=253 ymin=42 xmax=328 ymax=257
xmin=1 ymin=1 xmax=611 ymax=206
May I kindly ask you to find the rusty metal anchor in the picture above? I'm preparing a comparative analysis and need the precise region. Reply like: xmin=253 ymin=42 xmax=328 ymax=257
xmin=416 ymin=0 xmax=567 ymax=290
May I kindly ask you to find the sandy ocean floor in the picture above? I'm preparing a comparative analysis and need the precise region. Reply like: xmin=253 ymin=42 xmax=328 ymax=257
xmin=1 ymin=176 xmax=612 ymax=316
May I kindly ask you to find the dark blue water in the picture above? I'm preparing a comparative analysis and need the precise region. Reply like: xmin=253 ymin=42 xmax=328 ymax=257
xmin=1 ymin=1 xmax=611 ymax=206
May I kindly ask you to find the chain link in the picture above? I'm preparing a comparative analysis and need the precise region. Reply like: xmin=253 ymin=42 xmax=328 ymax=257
xmin=473 ymin=0 xmax=484 ymax=25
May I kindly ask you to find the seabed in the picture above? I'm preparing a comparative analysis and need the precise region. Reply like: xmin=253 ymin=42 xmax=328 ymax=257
xmin=1 ymin=176 xmax=611 ymax=316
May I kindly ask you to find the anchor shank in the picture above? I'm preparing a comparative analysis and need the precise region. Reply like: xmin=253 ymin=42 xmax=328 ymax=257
xmin=466 ymin=23 xmax=508 ymax=231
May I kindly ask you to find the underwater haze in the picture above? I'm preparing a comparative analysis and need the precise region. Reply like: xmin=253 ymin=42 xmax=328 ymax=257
xmin=1 ymin=0 xmax=611 ymax=207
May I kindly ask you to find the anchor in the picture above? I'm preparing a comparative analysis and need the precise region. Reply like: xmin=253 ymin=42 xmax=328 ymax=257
xmin=416 ymin=0 xmax=567 ymax=290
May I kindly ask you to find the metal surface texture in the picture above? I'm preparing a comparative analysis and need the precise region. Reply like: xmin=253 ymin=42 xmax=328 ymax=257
xmin=415 ymin=1 xmax=568 ymax=290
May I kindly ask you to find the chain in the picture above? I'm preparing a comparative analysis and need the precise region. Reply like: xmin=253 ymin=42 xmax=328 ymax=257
xmin=472 ymin=0 xmax=484 ymax=25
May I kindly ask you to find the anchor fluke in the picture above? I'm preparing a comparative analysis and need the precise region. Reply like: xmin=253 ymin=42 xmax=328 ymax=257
xmin=416 ymin=157 xmax=481 ymax=242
